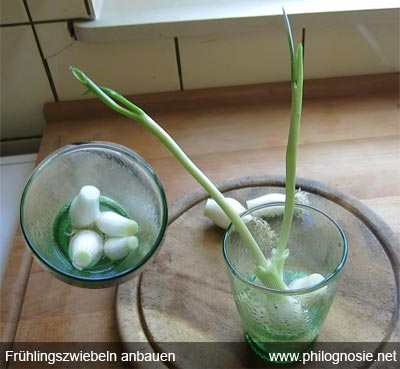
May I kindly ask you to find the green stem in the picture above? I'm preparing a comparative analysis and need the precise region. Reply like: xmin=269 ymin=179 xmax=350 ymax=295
xmin=70 ymin=67 xmax=271 ymax=272
xmin=70 ymin=7 xmax=302 ymax=294
xmin=276 ymin=44 xmax=304 ymax=271
xmin=282 ymin=7 xmax=296 ymax=84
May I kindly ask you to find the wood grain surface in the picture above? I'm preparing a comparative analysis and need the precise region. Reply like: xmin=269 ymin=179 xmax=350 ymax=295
xmin=1 ymin=74 xmax=399 ymax=368
xmin=116 ymin=176 xmax=399 ymax=368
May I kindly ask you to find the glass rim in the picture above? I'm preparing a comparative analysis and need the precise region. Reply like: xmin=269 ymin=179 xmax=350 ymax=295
xmin=222 ymin=202 xmax=348 ymax=295
xmin=20 ymin=141 xmax=168 ymax=283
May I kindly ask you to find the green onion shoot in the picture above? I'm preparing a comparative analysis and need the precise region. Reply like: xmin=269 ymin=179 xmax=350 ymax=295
xmin=70 ymin=10 xmax=303 ymax=291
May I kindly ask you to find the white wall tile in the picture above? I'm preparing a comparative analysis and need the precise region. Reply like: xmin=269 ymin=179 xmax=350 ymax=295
xmin=35 ymin=22 xmax=180 ymax=100
xmin=0 ymin=26 xmax=54 ymax=140
xmin=36 ymin=21 xmax=74 ymax=59
xmin=304 ymin=21 xmax=399 ymax=79
xmin=179 ymin=14 xmax=399 ymax=90
xmin=1 ymin=0 xmax=28 ymax=24
xmin=28 ymin=0 xmax=89 ymax=21
xmin=179 ymin=30 xmax=293 ymax=90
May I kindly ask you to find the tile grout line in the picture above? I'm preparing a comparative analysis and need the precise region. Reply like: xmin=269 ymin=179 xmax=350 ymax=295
xmin=0 ymin=17 xmax=91 ymax=28
xmin=22 ymin=0 xmax=59 ymax=102
xmin=83 ymin=0 xmax=94 ymax=18
xmin=1 ymin=135 xmax=42 ymax=142
xmin=174 ymin=37 xmax=184 ymax=91
xmin=0 ymin=161 xmax=36 ymax=167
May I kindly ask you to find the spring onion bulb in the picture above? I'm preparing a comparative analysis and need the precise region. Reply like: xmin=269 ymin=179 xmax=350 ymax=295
xmin=69 ymin=185 xmax=100 ymax=228
xmin=96 ymin=211 xmax=138 ymax=237
xmin=206 ymin=191 xmax=311 ymax=228
xmin=65 ymin=185 xmax=141 ymax=270
xmin=104 ymin=236 xmax=138 ymax=261
xmin=268 ymin=295 xmax=306 ymax=333
xmin=246 ymin=191 xmax=310 ymax=218
xmin=204 ymin=198 xmax=246 ymax=229
xmin=289 ymin=273 xmax=327 ymax=306
xmin=69 ymin=230 xmax=103 ymax=271
xmin=243 ymin=290 xmax=306 ymax=335
xmin=246 ymin=191 xmax=310 ymax=209
xmin=289 ymin=273 xmax=324 ymax=289
xmin=246 ymin=193 xmax=286 ymax=209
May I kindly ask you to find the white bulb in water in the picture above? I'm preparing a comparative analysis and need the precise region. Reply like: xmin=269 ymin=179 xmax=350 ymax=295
xmin=104 ymin=236 xmax=138 ymax=261
xmin=69 ymin=229 xmax=103 ymax=271
xmin=96 ymin=211 xmax=138 ymax=237
xmin=289 ymin=273 xmax=326 ymax=306
xmin=69 ymin=185 xmax=100 ymax=228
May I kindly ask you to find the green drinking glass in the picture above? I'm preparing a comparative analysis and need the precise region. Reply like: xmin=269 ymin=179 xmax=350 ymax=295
xmin=223 ymin=202 xmax=348 ymax=361
xmin=20 ymin=142 xmax=168 ymax=288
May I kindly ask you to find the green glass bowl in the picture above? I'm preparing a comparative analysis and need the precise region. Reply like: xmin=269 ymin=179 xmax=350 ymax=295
xmin=20 ymin=142 xmax=168 ymax=288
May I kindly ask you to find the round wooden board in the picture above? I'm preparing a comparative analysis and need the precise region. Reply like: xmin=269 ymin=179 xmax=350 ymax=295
xmin=116 ymin=176 xmax=399 ymax=369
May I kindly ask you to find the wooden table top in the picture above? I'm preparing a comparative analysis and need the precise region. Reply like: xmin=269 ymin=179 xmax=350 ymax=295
xmin=1 ymin=74 xmax=399 ymax=352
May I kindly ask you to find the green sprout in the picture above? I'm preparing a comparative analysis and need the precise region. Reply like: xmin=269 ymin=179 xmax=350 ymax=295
xmin=70 ymin=9 xmax=303 ymax=291
xmin=276 ymin=8 xmax=304 ymax=275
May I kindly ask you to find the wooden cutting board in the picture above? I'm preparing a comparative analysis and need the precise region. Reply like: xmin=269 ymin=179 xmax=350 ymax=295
xmin=116 ymin=176 xmax=399 ymax=368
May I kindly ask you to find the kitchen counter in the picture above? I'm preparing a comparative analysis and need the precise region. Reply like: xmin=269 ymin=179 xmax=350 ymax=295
xmin=1 ymin=74 xmax=399 ymax=356
xmin=0 ymin=154 xmax=36 ymax=286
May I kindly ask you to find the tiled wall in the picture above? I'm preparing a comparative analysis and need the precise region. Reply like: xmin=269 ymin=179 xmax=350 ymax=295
xmin=1 ymin=0 xmax=96 ymax=155
xmin=178 ymin=10 xmax=399 ymax=89
xmin=1 ymin=2 xmax=399 ymax=156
